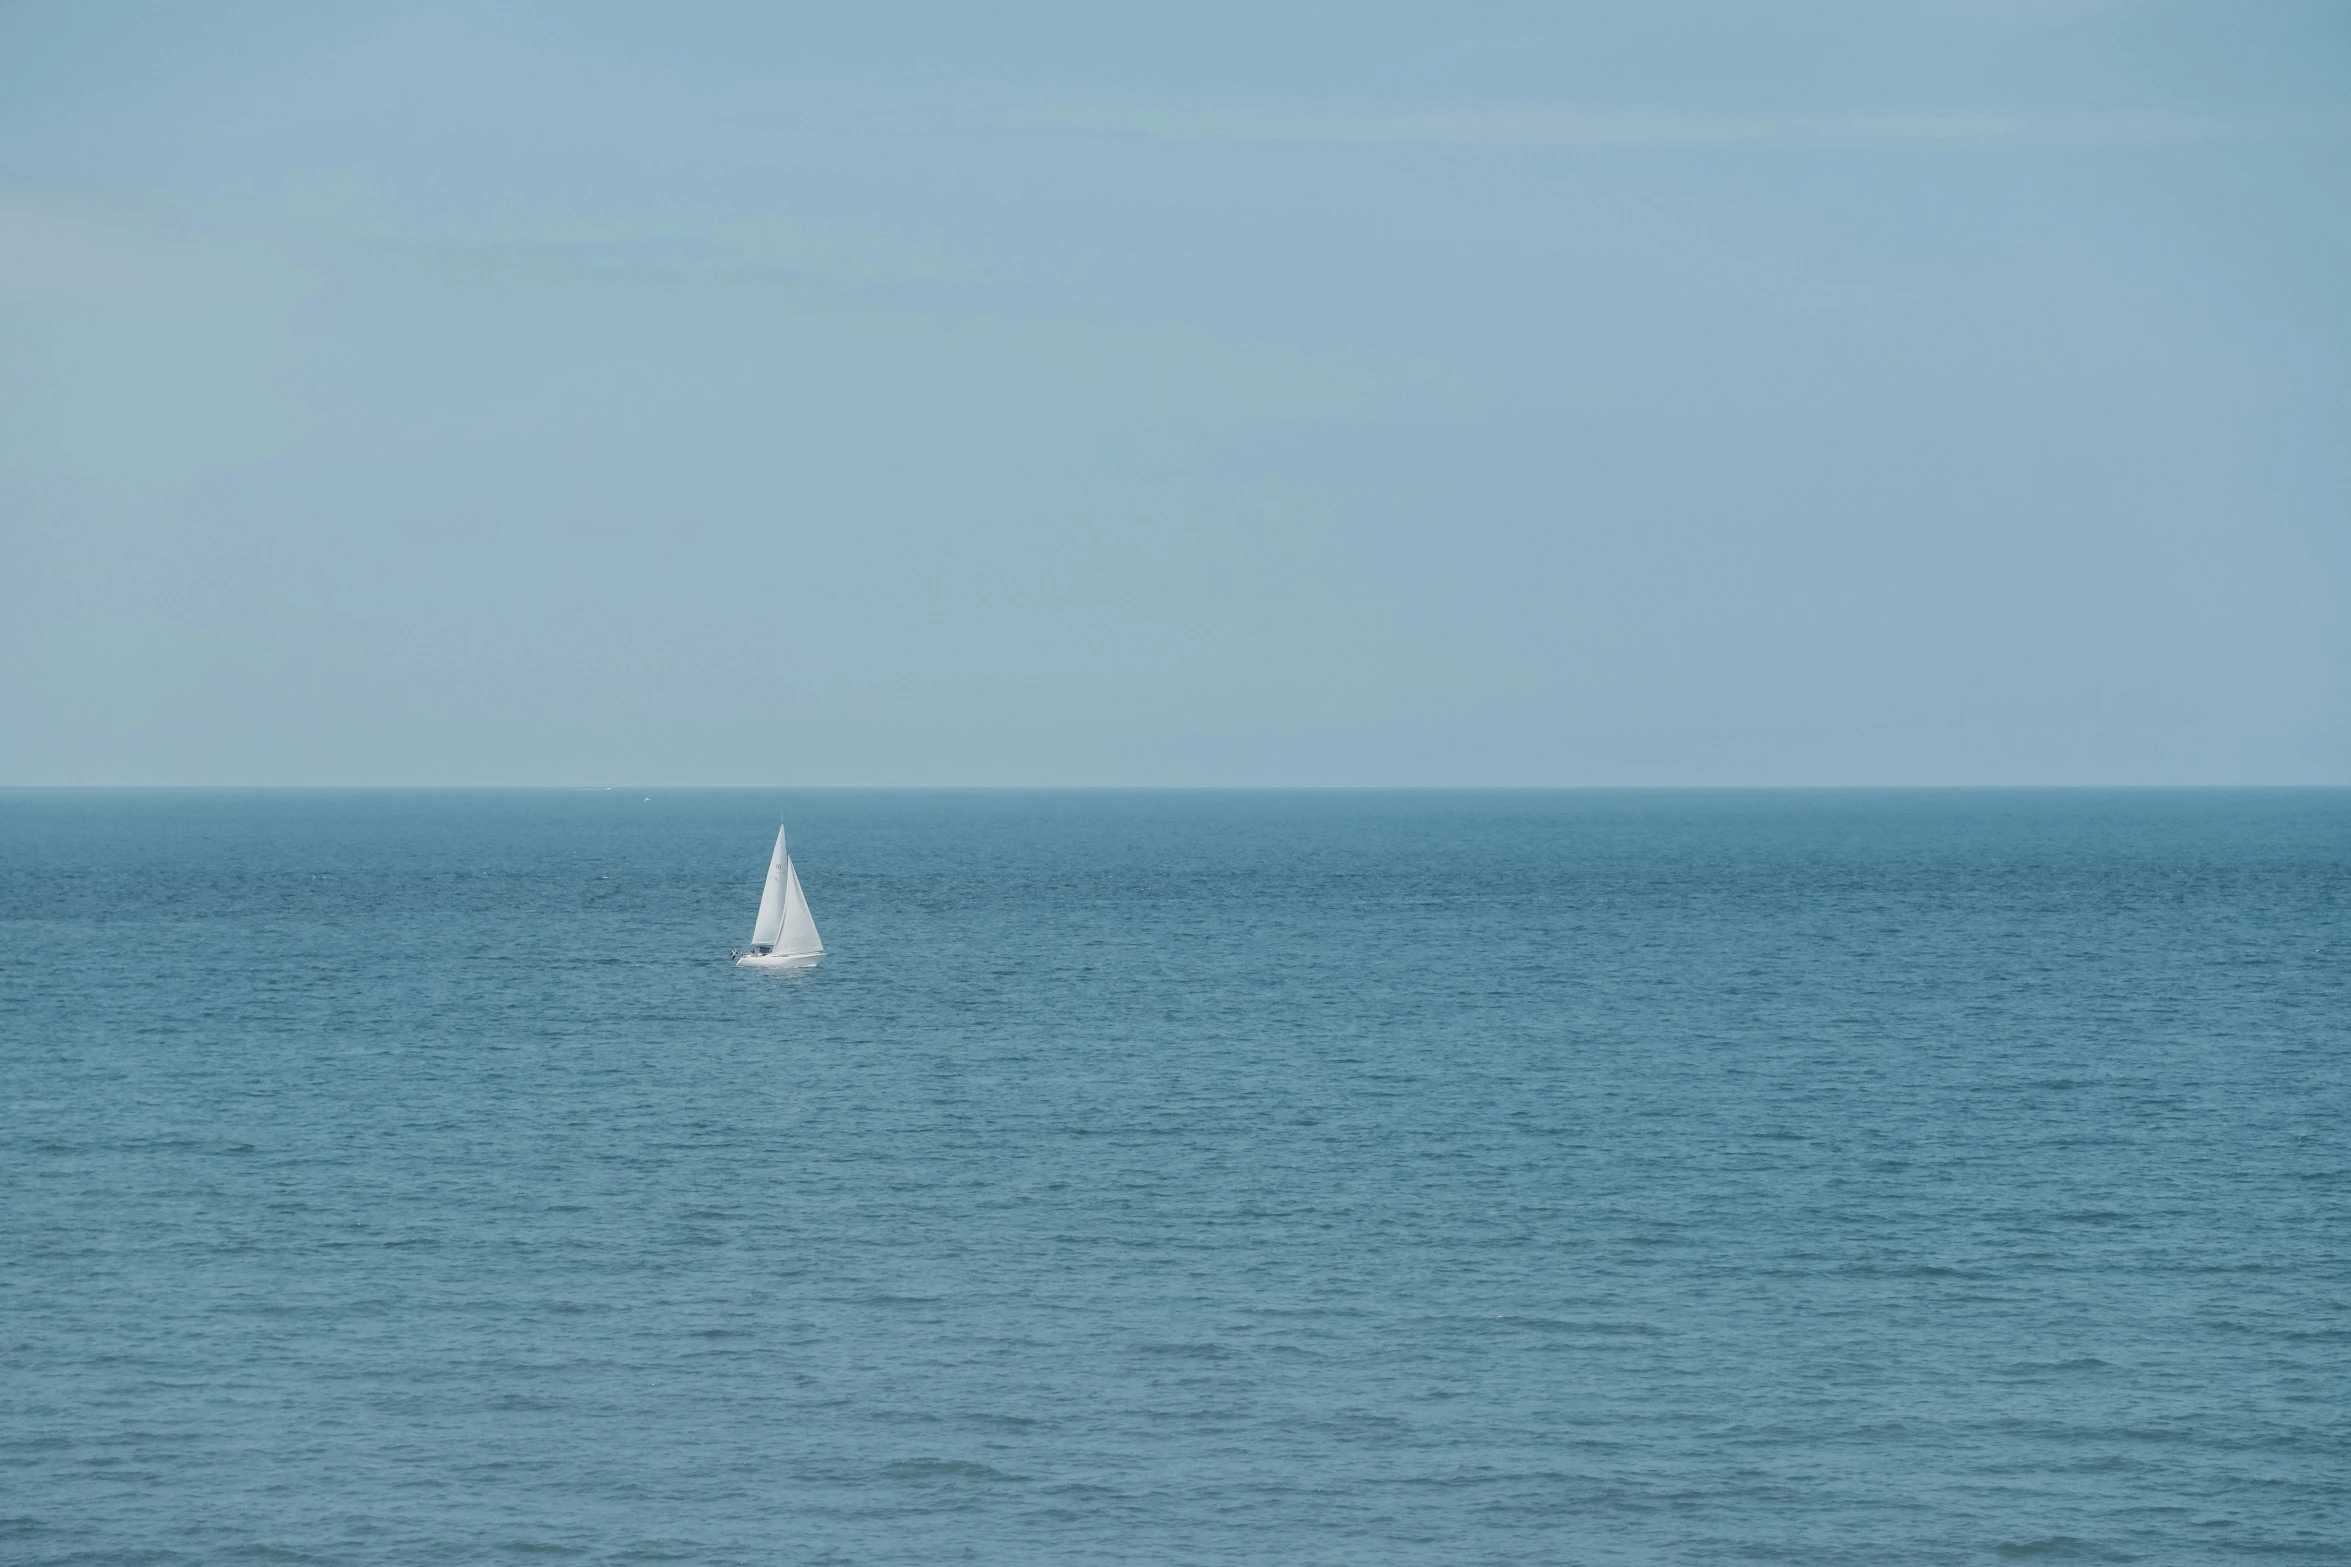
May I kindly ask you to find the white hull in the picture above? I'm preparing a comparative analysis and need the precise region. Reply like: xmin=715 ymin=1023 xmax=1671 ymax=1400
xmin=736 ymin=949 xmax=821 ymax=970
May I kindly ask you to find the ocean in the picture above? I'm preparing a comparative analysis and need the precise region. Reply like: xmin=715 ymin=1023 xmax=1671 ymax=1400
xmin=3 ymin=789 xmax=2345 ymax=1564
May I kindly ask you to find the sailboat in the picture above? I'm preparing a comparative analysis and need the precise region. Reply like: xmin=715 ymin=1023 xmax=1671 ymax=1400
xmin=734 ymin=825 xmax=824 ymax=969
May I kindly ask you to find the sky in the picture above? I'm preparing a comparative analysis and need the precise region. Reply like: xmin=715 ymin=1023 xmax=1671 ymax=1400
xmin=2 ymin=0 xmax=2346 ymax=785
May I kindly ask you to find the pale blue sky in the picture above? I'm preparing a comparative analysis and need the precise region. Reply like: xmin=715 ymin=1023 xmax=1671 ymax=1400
xmin=3 ymin=1 xmax=2346 ymax=784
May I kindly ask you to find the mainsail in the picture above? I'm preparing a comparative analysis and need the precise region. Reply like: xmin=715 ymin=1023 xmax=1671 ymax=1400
xmin=750 ymin=827 xmax=790 ymax=948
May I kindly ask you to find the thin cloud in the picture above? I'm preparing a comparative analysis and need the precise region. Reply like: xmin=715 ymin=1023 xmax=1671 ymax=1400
xmin=981 ymin=104 xmax=2351 ymax=150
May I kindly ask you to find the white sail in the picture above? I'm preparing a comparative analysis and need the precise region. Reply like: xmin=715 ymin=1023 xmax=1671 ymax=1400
xmin=775 ymin=858 xmax=823 ymax=957
xmin=740 ymin=824 xmax=824 ymax=967
xmin=749 ymin=827 xmax=790 ymax=948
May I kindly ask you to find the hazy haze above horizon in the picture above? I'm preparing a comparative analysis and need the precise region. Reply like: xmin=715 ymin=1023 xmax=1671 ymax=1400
xmin=3 ymin=1 xmax=2346 ymax=785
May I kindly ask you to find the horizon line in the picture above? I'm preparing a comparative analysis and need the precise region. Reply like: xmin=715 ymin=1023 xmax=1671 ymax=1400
xmin=5 ymin=783 xmax=2346 ymax=794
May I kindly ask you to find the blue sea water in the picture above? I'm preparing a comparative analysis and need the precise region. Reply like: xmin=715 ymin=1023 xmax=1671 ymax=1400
xmin=2 ymin=788 xmax=2346 ymax=1565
